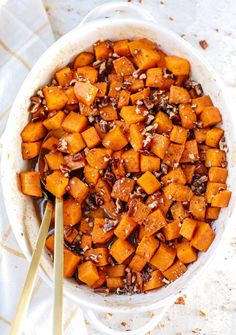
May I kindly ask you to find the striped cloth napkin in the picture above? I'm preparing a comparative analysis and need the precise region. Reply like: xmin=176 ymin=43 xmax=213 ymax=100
xmin=0 ymin=1 xmax=88 ymax=334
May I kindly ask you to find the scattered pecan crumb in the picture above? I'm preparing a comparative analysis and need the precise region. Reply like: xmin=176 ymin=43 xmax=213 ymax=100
xmin=199 ymin=40 xmax=208 ymax=50
xmin=199 ymin=309 xmax=207 ymax=317
xmin=175 ymin=295 xmax=186 ymax=305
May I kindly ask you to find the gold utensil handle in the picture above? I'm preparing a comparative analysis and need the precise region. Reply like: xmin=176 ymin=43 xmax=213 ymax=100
xmin=10 ymin=201 xmax=53 ymax=335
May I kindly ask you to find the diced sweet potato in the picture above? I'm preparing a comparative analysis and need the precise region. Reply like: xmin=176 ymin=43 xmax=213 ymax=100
xmin=110 ymin=239 xmax=135 ymax=264
xmin=136 ymin=235 xmax=159 ymax=261
xmin=108 ymin=73 xmax=123 ymax=83
xmin=102 ymin=126 xmax=128 ymax=151
xmin=78 ymin=261 xmax=99 ymax=286
xmin=127 ymin=199 xmax=151 ymax=224
xmin=86 ymin=148 xmax=112 ymax=169
xmin=162 ymin=219 xmax=181 ymax=240
xmin=176 ymin=241 xmax=197 ymax=264
xmin=111 ymin=177 xmax=135 ymax=202
xmin=20 ymin=171 xmax=42 ymax=197
xmin=81 ymin=127 xmax=101 ymax=149
xmin=182 ymin=164 xmax=195 ymax=184
xmin=205 ymin=149 xmax=226 ymax=167
xmin=137 ymin=171 xmax=161 ymax=194
xmin=100 ymin=104 xmax=118 ymax=121
xmin=21 ymin=121 xmax=47 ymax=142
xmin=206 ymin=207 xmax=221 ymax=220
xmin=145 ymin=68 xmax=174 ymax=89
xmin=140 ymin=154 xmax=160 ymax=172
xmin=68 ymin=177 xmax=89 ymax=203
xmin=108 ymin=81 xmax=122 ymax=100
xmin=150 ymin=243 xmax=176 ymax=272
xmin=165 ymin=56 xmax=190 ymax=75
xmin=84 ymin=248 xmax=109 ymax=267
xmin=79 ymin=102 xmax=99 ymax=116
xmin=189 ymin=195 xmax=206 ymax=220
xmin=113 ymin=39 xmax=130 ymax=56
xmin=192 ymin=95 xmax=213 ymax=115
xmin=179 ymin=104 xmax=196 ymax=129
xmin=55 ymin=67 xmax=73 ymax=86
xmin=153 ymin=111 xmax=173 ymax=133
xmin=22 ymin=141 xmax=41 ymax=160
xmin=80 ymin=219 xmax=93 ymax=234
xmin=84 ymin=165 xmax=100 ymax=186
xmin=163 ymin=143 xmax=185 ymax=167
xmin=117 ymin=90 xmax=130 ymax=109
xmin=94 ymin=40 xmax=113 ymax=60
xmin=211 ymin=191 xmax=231 ymax=208
xmin=65 ymin=86 xmax=79 ymax=105
xmin=128 ymin=38 xmax=157 ymax=53
xmin=74 ymin=81 xmax=98 ymax=106
xmin=129 ymin=123 xmax=143 ymax=151
xmin=64 ymin=248 xmax=81 ymax=277
xmin=170 ymin=125 xmax=188 ymax=144
xmin=162 ymin=167 xmax=187 ymax=185
xmin=120 ymin=106 xmax=145 ymax=124
xmin=170 ymin=202 xmax=188 ymax=220
xmin=194 ymin=128 xmax=209 ymax=144
xmin=169 ymin=86 xmax=191 ymax=104
xmin=91 ymin=270 xmax=106 ymax=289
xmin=144 ymin=270 xmax=165 ymax=291
xmin=76 ymin=66 xmax=98 ymax=83
xmin=179 ymin=218 xmax=197 ymax=240
xmin=144 ymin=208 xmax=167 ymax=235
xmin=114 ymin=213 xmax=137 ymax=240
xmin=45 ymin=151 xmax=65 ymax=170
xmin=43 ymin=111 xmax=66 ymax=130
xmin=124 ymin=75 xmax=144 ymax=92
xmin=45 ymin=171 xmax=69 ymax=198
xmin=209 ymin=167 xmax=228 ymax=183
xmin=43 ymin=86 xmax=68 ymax=110
xmin=93 ymin=82 xmax=107 ymax=98
xmin=74 ymin=51 xmax=94 ymax=68
xmin=62 ymin=112 xmax=88 ymax=133
xmin=58 ymin=133 xmax=85 ymax=154
xmin=146 ymin=193 xmax=173 ymax=215
xmin=163 ymin=260 xmax=187 ymax=282
xmin=92 ymin=218 xmax=114 ymax=243
xmin=42 ymin=136 xmax=59 ymax=151
xmin=106 ymin=264 xmax=126 ymax=277
xmin=206 ymin=182 xmax=227 ymax=203
xmin=122 ymin=149 xmax=140 ymax=173
xmin=80 ymin=234 xmax=92 ymax=250
xmin=180 ymin=140 xmax=199 ymax=163
xmin=191 ymin=222 xmax=215 ymax=252
xmin=132 ymin=48 xmax=160 ymax=70
xmin=63 ymin=198 xmax=82 ymax=226
xmin=151 ymin=134 xmax=170 ymax=159
xmin=88 ymin=208 xmax=105 ymax=219
xmin=129 ymin=254 xmax=147 ymax=272
xmin=163 ymin=182 xmax=193 ymax=201
xmin=106 ymin=277 xmax=124 ymax=289
xmin=199 ymin=106 xmax=222 ymax=127
xmin=130 ymin=87 xmax=150 ymax=105
xmin=113 ymin=56 xmax=135 ymax=76
xmin=206 ymin=128 xmax=224 ymax=147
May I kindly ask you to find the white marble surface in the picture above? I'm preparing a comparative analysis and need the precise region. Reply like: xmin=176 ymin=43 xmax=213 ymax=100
xmin=34 ymin=0 xmax=236 ymax=333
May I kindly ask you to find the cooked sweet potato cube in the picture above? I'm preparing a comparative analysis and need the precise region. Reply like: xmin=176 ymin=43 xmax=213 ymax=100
xmin=80 ymin=219 xmax=92 ymax=234
xmin=76 ymin=66 xmax=98 ymax=83
xmin=163 ymin=260 xmax=187 ymax=282
xmin=129 ymin=254 xmax=147 ymax=272
xmin=209 ymin=167 xmax=228 ymax=183
xmin=64 ymin=86 xmax=79 ymax=105
xmin=113 ymin=56 xmax=135 ymax=76
xmin=179 ymin=218 xmax=198 ymax=240
xmin=165 ymin=56 xmax=190 ymax=75
xmin=140 ymin=154 xmax=160 ymax=172
xmin=120 ymin=106 xmax=145 ymax=124
xmin=42 ymin=136 xmax=59 ymax=151
xmin=43 ymin=86 xmax=68 ymax=110
xmin=74 ymin=81 xmax=98 ymax=106
xmin=170 ymin=125 xmax=188 ymax=144
xmin=179 ymin=103 xmax=197 ymax=129
xmin=100 ymin=104 xmax=118 ymax=121
xmin=169 ymin=86 xmax=191 ymax=104
xmin=102 ymin=126 xmax=128 ymax=151
xmin=151 ymin=134 xmax=170 ymax=159
xmin=162 ymin=167 xmax=187 ymax=185
xmin=127 ymin=199 xmax=151 ymax=224
xmin=117 ymin=90 xmax=130 ymax=109
xmin=144 ymin=208 xmax=167 ymax=235
xmin=206 ymin=207 xmax=221 ymax=220
xmin=108 ymin=73 xmax=123 ymax=83
xmin=94 ymin=40 xmax=113 ymax=60
xmin=191 ymin=222 xmax=215 ymax=252
xmin=124 ymin=75 xmax=144 ymax=92
xmin=200 ymin=106 xmax=222 ymax=127
xmin=163 ymin=143 xmax=185 ymax=167
xmin=137 ymin=171 xmax=161 ymax=194
xmin=211 ymin=191 xmax=231 ymax=208
xmin=45 ymin=233 xmax=54 ymax=253
xmin=22 ymin=141 xmax=41 ymax=160
xmin=136 ymin=235 xmax=159 ymax=261
xmin=150 ymin=243 xmax=176 ymax=272
xmin=192 ymin=95 xmax=213 ymax=115
xmin=133 ymin=48 xmax=160 ymax=70
xmin=78 ymin=261 xmax=99 ymax=286
xmin=106 ymin=264 xmax=126 ymax=278
xmin=170 ymin=202 xmax=188 ymax=220
xmin=182 ymin=164 xmax=195 ymax=184
xmin=114 ymin=213 xmax=137 ymax=240
xmin=122 ymin=149 xmax=140 ymax=173
xmin=20 ymin=171 xmax=42 ymax=197
xmin=91 ymin=270 xmax=106 ymax=289
xmin=55 ymin=67 xmax=73 ymax=86
xmin=62 ymin=112 xmax=88 ymax=133
xmin=108 ymin=81 xmax=122 ymax=100
xmin=194 ymin=128 xmax=209 ymax=143
xmin=73 ymin=51 xmax=94 ymax=68
xmin=205 ymin=149 xmax=226 ymax=167
xmin=128 ymin=38 xmax=157 ymax=53
xmin=94 ymin=82 xmax=107 ymax=98
xmin=146 ymin=68 xmax=174 ymax=89
xmin=206 ymin=128 xmax=224 ymax=147
xmin=45 ymin=171 xmax=69 ymax=198
xmin=80 ymin=234 xmax=92 ymax=250
xmin=111 ymin=150 xmax=126 ymax=178
xmin=81 ymin=127 xmax=101 ymax=149
xmin=153 ymin=111 xmax=173 ymax=133
xmin=110 ymin=239 xmax=135 ymax=264
xmin=176 ymin=241 xmax=197 ymax=264
xmin=130 ymin=87 xmax=150 ymax=105
xmin=21 ymin=121 xmax=47 ymax=142
xmin=92 ymin=218 xmax=114 ymax=244
xmin=146 ymin=193 xmax=173 ymax=215
xmin=45 ymin=151 xmax=65 ymax=170
xmin=163 ymin=183 xmax=193 ymax=201
xmin=111 ymin=177 xmax=135 ymax=202
xmin=86 ymin=148 xmax=112 ymax=169
xmin=162 ymin=219 xmax=181 ymax=240
xmin=63 ymin=198 xmax=82 ymax=226
xmin=189 ymin=195 xmax=206 ymax=220
xmin=79 ymin=102 xmax=99 ymax=116
xmin=129 ymin=123 xmax=143 ymax=151
xmin=84 ymin=165 xmax=100 ymax=186
xmin=84 ymin=248 xmax=109 ymax=266
xmin=43 ymin=111 xmax=66 ymax=130
xmin=144 ymin=270 xmax=165 ymax=291
xmin=180 ymin=140 xmax=199 ymax=163
xmin=95 ymin=178 xmax=111 ymax=202
xmin=106 ymin=277 xmax=124 ymax=290
xmin=206 ymin=182 xmax=227 ymax=203
xmin=64 ymin=248 xmax=81 ymax=277
xmin=69 ymin=177 xmax=89 ymax=203
xmin=156 ymin=49 xmax=167 ymax=68
xmin=113 ymin=39 xmax=130 ymax=56
xmin=58 ymin=133 xmax=85 ymax=154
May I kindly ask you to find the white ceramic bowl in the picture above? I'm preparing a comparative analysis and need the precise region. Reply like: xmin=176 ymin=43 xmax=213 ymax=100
xmin=1 ymin=3 xmax=236 ymax=334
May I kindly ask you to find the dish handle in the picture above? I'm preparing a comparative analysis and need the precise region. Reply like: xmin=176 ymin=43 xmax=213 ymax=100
xmin=79 ymin=1 xmax=156 ymax=25
xmin=84 ymin=304 xmax=170 ymax=335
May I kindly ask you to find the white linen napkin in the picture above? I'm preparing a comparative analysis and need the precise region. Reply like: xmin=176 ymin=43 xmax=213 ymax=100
xmin=0 ymin=1 xmax=87 ymax=334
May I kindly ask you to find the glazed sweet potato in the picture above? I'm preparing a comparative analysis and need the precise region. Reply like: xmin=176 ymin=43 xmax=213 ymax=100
xmin=176 ymin=241 xmax=197 ymax=264
xmin=179 ymin=218 xmax=198 ymax=240
xmin=45 ymin=171 xmax=69 ymax=198
xmin=165 ymin=56 xmax=190 ymax=75
xmin=43 ymin=86 xmax=68 ymax=110
xmin=137 ymin=171 xmax=161 ymax=195
xmin=114 ymin=213 xmax=137 ymax=240
xmin=63 ymin=198 xmax=82 ymax=226
xmin=191 ymin=222 xmax=215 ymax=252
xmin=21 ymin=121 xmax=47 ymax=142
xmin=144 ymin=270 xmax=165 ymax=291
xmin=111 ymin=177 xmax=135 ymax=202
xmin=153 ymin=111 xmax=173 ymax=133
xmin=22 ymin=141 xmax=41 ymax=160
xmin=162 ymin=219 xmax=181 ymax=240
xmin=82 ymin=127 xmax=101 ymax=149
xmin=68 ymin=177 xmax=89 ymax=203
xmin=55 ymin=67 xmax=73 ymax=86
xmin=20 ymin=171 xmax=42 ymax=197
xmin=102 ymin=126 xmax=128 ymax=151
xmin=163 ymin=260 xmax=187 ymax=282
xmin=62 ymin=112 xmax=88 ymax=133
xmin=110 ymin=239 xmax=135 ymax=264
xmin=78 ymin=261 xmax=99 ymax=286
xmin=136 ymin=235 xmax=159 ymax=261
xmin=151 ymin=134 xmax=170 ymax=159
xmin=150 ymin=243 xmax=176 ymax=272
xmin=163 ymin=183 xmax=193 ymax=201
xmin=74 ymin=81 xmax=98 ymax=106
xmin=144 ymin=208 xmax=167 ymax=236
xmin=122 ymin=149 xmax=140 ymax=173
xmin=86 ymin=148 xmax=112 ymax=169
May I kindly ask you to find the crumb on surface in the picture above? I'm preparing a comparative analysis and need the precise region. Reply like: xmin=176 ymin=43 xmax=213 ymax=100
xmin=199 ymin=40 xmax=208 ymax=50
